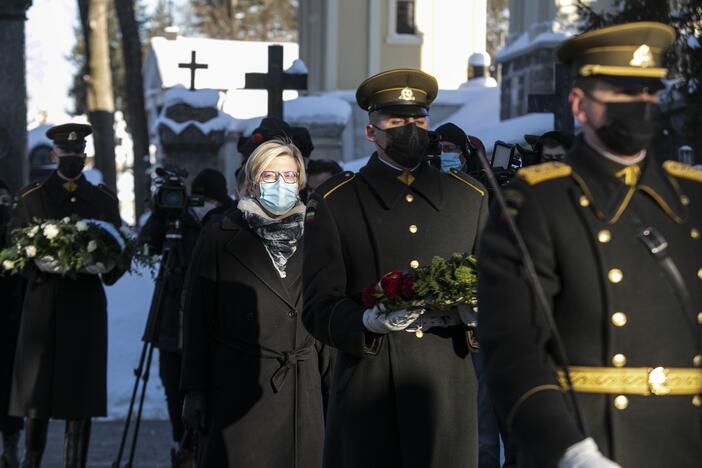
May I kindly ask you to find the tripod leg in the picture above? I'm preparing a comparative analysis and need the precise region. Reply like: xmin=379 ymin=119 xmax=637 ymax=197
xmin=125 ymin=343 xmax=156 ymax=467
xmin=112 ymin=339 xmax=151 ymax=468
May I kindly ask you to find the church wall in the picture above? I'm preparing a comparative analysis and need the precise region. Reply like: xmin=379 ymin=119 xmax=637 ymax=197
xmin=335 ymin=0 xmax=371 ymax=89
xmin=299 ymin=0 xmax=326 ymax=92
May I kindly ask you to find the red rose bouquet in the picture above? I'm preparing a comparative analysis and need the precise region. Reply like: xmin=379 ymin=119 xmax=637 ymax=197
xmin=362 ymin=253 xmax=477 ymax=312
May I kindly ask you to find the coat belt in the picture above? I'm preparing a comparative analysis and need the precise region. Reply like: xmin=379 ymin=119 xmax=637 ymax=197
xmin=215 ymin=336 xmax=315 ymax=393
xmin=557 ymin=366 xmax=702 ymax=396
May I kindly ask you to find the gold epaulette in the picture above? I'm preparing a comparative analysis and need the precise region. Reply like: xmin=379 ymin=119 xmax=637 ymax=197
xmin=448 ymin=169 xmax=485 ymax=197
xmin=517 ymin=161 xmax=572 ymax=186
xmin=663 ymin=160 xmax=702 ymax=184
xmin=20 ymin=183 xmax=41 ymax=198
xmin=323 ymin=172 xmax=355 ymax=199
xmin=98 ymin=183 xmax=118 ymax=201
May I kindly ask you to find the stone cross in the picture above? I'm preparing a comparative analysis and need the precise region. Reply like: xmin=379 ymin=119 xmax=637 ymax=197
xmin=244 ymin=45 xmax=308 ymax=119
xmin=178 ymin=50 xmax=208 ymax=91
xmin=527 ymin=63 xmax=574 ymax=134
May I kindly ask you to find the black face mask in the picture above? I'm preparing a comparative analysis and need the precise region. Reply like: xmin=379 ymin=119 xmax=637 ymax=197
xmin=57 ymin=155 xmax=86 ymax=179
xmin=589 ymin=97 xmax=662 ymax=156
xmin=375 ymin=123 xmax=430 ymax=168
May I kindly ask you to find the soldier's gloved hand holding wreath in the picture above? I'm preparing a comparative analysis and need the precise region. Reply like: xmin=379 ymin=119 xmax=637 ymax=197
xmin=360 ymin=253 xmax=478 ymax=338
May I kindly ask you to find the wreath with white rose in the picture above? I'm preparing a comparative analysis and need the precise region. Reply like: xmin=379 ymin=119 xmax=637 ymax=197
xmin=0 ymin=216 xmax=157 ymax=277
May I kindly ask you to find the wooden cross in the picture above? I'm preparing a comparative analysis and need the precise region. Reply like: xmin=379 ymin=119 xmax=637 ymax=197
xmin=527 ymin=63 xmax=574 ymax=134
xmin=178 ymin=50 xmax=208 ymax=91
xmin=244 ymin=45 xmax=308 ymax=119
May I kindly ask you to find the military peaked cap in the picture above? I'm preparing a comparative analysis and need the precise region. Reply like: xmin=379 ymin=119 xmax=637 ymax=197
xmin=356 ymin=69 xmax=438 ymax=116
xmin=46 ymin=123 xmax=92 ymax=150
xmin=557 ymin=21 xmax=675 ymax=91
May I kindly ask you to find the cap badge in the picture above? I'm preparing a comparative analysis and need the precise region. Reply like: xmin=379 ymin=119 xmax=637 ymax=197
xmin=68 ymin=131 xmax=78 ymax=141
xmin=630 ymin=44 xmax=654 ymax=68
xmin=399 ymin=87 xmax=416 ymax=101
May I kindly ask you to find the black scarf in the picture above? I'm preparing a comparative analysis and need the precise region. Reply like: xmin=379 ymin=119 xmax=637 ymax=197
xmin=238 ymin=198 xmax=305 ymax=277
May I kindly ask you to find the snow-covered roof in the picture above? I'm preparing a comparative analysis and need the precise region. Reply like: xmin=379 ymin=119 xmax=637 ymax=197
xmin=496 ymin=30 xmax=570 ymax=63
xmin=238 ymin=96 xmax=352 ymax=135
xmin=146 ymin=36 xmax=299 ymax=91
xmin=154 ymin=87 xmax=238 ymax=136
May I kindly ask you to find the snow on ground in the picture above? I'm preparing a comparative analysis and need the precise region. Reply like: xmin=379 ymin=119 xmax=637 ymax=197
xmin=105 ymin=265 xmax=167 ymax=420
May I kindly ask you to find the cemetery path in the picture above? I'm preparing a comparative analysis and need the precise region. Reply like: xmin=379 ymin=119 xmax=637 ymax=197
xmin=20 ymin=419 xmax=173 ymax=467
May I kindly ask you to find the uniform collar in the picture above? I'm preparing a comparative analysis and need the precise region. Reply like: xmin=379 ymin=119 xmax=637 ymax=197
xmin=569 ymin=137 xmax=685 ymax=223
xmin=359 ymin=153 xmax=444 ymax=210
xmin=43 ymin=172 xmax=92 ymax=204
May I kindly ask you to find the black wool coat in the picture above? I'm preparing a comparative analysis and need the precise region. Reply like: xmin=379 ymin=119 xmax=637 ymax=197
xmin=9 ymin=173 xmax=124 ymax=419
xmin=303 ymin=155 xmax=489 ymax=468
xmin=181 ymin=208 xmax=330 ymax=468
xmin=477 ymin=138 xmax=702 ymax=468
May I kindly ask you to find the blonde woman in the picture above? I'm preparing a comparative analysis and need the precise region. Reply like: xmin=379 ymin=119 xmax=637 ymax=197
xmin=181 ymin=140 xmax=329 ymax=468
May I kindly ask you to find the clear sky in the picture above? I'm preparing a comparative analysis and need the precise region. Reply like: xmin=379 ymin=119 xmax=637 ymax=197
xmin=26 ymin=0 xmax=179 ymax=126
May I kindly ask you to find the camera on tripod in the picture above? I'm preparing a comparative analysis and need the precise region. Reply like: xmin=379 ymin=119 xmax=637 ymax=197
xmin=152 ymin=166 xmax=204 ymax=219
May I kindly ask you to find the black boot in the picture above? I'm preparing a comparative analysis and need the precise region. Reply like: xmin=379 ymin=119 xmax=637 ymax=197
xmin=63 ymin=419 xmax=91 ymax=468
xmin=1 ymin=430 xmax=21 ymax=468
xmin=21 ymin=419 xmax=48 ymax=468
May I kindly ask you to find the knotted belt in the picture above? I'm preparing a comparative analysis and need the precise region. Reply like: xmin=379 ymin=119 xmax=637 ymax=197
xmin=215 ymin=336 xmax=315 ymax=393
xmin=557 ymin=366 xmax=702 ymax=396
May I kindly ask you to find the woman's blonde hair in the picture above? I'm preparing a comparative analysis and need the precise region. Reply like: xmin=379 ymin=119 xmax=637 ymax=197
xmin=243 ymin=139 xmax=306 ymax=196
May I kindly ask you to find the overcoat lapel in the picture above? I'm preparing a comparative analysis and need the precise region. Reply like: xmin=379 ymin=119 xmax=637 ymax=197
xmin=221 ymin=213 xmax=297 ymax=309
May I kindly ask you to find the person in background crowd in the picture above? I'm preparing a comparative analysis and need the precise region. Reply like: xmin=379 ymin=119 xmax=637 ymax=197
xmin=306 ymin=159 xmax=343 ymax=192
xmin=0 ymin=180 xmax=23 ymax=468
xmin=181 ymin=140 xmax=330 ymax=468
xmin=524 ymin=131 xmax=574 ymax=163
xmin=9 ymin=124 xmax=125 ymax=468
xmin=138 ymin=168 xmax=231 ymax=465
xmin=434 ymin=123 xmax=486 ymax=174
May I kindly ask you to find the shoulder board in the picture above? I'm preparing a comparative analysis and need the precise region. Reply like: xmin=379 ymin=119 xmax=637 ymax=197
xmin=322 ymin=171 xmax=356 ymax=199
xmin=517 ymin=161 xmax=572 ymax=186
xmin=663 ymin=160 xmax=702 ymax=184
xmin=447 ymin=169 xmax=485 ymax=197
xmin=98 ymin=183 xmax=118 ymax=201
xmin=19 ymin=182 xmax=41 ymax=198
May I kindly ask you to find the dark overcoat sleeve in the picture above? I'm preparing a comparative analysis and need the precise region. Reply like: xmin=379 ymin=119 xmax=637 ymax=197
xmin=302 ymin=191 xmax=382 ymax=358
xmin=476 ymin=182 xmax=584 ymax=466
xmin=180 ymin=223 xmax=219 ymax=393
xmin=101 ymin=190 xmax=128 ymax=286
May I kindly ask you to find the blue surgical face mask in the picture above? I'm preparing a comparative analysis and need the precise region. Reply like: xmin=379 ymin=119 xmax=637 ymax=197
xmin=440 ymin=153 xmax=463 ymax=173
xmin=258 ymin=179 xmax=299 ymax=215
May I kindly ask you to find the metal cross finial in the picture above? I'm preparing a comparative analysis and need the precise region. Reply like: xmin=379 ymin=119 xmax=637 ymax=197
xmin=178 ymin=50 xmax=208 ymax=91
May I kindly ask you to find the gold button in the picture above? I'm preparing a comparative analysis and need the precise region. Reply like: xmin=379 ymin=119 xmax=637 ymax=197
xmin=697 ymin=312 xmax=702 ymax=324
xmin=405 ymin=193 xmax=414 ymax=203
xmin=579 ymin=195 xmax=590 ymax=207
xmin=613 ymin=395 xmax=629 ymax=410
xmin=681 ymin=195 xmax=690 ymax=206
xmin=694 ymin=355 xmax=702 ymax=367
xmin=692 ymin=228 xmax=700 ymax=240
xmin=612 ymin=353 xmax=627 ymax=368
xmin=409 ymin=224 xmax=418 ymax=234
xmin=70 ymin=197 xmax=77 ymax=203
xmin=698 ymin=268 xmax=702 ymax=280
xmin=611 ymin=312 xmax=628 ymax=327
xmin=410 ymin=260 xmax=419 ymax=269
xmin=693 ymin=395 xmax=702 ymax=407
xmin=597 ymin=230 xmax=612 ymax=243
xmin=608 ymin=268 xmax=623 ymax=284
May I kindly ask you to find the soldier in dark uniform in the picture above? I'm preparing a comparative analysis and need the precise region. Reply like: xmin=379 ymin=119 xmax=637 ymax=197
xmin=478 ymin=22 xmax=702 ymax=468
xmin=8 ymin=124 xmax=125 ymax=468
xmin=303 ymin=69 xmax=489 ymax=468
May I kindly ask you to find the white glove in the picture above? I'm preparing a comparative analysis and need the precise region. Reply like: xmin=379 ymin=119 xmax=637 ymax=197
xmin=82 ymin=261 xmax=115 ymax=275
xmin=558 ymin=438 xmax=621 ymax=468
xmin=362 ymin=305 xmax=424 ymax=334
xmin=34 ymin=256 xmax=62 ymax=274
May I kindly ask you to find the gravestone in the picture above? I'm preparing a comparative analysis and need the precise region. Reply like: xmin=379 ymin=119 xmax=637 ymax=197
xmin=154 ymin=88 xmax=234 ymax=187
xmin=244 ymin=45 xmax=308 ymax=119
xmin=527 ymin=63 xmax=574 ymax=133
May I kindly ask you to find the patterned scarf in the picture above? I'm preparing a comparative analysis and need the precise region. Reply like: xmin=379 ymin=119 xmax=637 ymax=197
xmin=238 ymin=198 xmax=305 ymax=277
